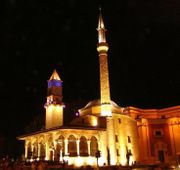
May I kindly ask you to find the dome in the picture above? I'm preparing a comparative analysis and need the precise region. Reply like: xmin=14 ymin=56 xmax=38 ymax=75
xmin=83 ymin=99 xmax=120 ymax=109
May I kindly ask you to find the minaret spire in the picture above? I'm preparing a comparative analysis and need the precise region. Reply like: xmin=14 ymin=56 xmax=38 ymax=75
xmin=97 ymin=8 xmax=111 ymax=117
xmin=97 ymin=7 xmax=106 ymax=43
xmin=97 ymin=8 xmax=117 ymax=165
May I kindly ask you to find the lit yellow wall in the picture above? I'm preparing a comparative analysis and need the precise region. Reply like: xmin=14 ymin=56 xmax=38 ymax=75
xmin=113 ymin=113 xmax=140 ymax=165
xmin=106 ymin=117 xmax=117 ymax=165
xmin=92 ymin=106 xmax=101 ymax=115
xmin=46 ymin=104 xmax=63 ymax=129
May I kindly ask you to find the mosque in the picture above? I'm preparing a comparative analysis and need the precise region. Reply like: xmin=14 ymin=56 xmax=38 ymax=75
xmin=18 ymin=10 xmax=180 ymax=167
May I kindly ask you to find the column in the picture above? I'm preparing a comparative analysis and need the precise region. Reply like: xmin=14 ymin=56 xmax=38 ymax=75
xmin=76 ymin=139 xmax=80 ymax=156
xmin=87 ymin=140 xmax=91 ymax=156
xmin=38 ymin=143 xmax=41 ymax=160
xmin=54 ymin=141 xmax=57 ymax=161
xmin=45 ymin=143 xmax=49 ymax=160
xmin=64 ymin=139 xmax=68 ymax=156
xmin=24 ymin=142 xmax=28 ymax=159
xmin=60 ymin=145 xmax=63 ymax=162
xmin=31 ymin=144 xmax=34 ymax=159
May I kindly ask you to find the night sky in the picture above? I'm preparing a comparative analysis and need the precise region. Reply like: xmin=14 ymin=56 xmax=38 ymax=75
xmin=0 ymin=0 xmax=180 ymax=147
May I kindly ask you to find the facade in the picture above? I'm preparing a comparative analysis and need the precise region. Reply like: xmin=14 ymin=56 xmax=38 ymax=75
xmin=128 ymin=106 xmax=180 ymax=165
xmin=18 ymin=10 xmax=180 ymax=167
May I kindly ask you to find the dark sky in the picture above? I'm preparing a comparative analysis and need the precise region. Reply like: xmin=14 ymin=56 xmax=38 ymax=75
xmin=0 ymin=0 xmax=180 ymax=138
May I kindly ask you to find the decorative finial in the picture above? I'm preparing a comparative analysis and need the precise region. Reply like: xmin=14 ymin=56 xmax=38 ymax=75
xmin=98 ymin=7 xmax=105 ymax=30
xmin=49 ymin=69 xmax=61 ymax=80
xmin=99 ymin=5 xmax=101 ymax=12
xmin=97 ymin=6 xmax=106 ymax=43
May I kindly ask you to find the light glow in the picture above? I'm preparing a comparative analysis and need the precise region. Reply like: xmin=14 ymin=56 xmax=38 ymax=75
xmin=63 ymin=156 xmax=69 ymax=163
xmin=129 ymin=155 xmax=134 ymax=166
xmin=97 ymin=45 xmax=109 ymax=52
xmin=87 ymin=156 xmax=94 ymax=165
xmin=92 ymin=116 xmax=98 ymax=126
xmin=76 ymin=157 xmax=83 ymax=166
xmin=101 ymin=104 xmax=112 ymax=117
xmin=98 ymin=157 xmax=106 ymax=166
xmin=120 ymin=143 xmax=126 ymax=165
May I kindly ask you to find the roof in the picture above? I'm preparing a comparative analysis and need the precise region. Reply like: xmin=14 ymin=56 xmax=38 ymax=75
xmin=49 ymin=69 xmax=61 ymax=81
xmin=82 ymin=99 xmax=119 ymax=110
xmin=17 ymin=125 xmax=106 ymax=140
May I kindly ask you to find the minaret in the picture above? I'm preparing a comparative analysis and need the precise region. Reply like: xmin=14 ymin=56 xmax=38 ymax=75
xmin=97 ymin=8 xmax=111 ymax=117
xmin=97 ymin=8 xmax=117 ymax=165
xmin=45 ymin=69 xmax=64 ymax=129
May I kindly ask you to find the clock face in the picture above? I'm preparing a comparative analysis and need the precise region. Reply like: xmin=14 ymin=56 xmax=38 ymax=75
xmin=48 ymin=80 xmax=62 ymax=87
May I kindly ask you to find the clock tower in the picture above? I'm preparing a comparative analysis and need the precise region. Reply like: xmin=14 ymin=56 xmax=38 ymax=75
xmin=45 ymin=69 xmax=64 ymax=129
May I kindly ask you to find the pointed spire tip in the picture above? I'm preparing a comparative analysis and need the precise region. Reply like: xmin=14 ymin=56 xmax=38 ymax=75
xmin=49 ymin=69 xmax=61 ymax=81
xmin=99 ymin=5 xmax=101 ymax=11
xmin=98 ymin=7 xmax=105 ymax=30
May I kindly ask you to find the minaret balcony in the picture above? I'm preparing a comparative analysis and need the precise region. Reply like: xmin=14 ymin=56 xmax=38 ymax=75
xmin=101 ymin=103 xmax=112 ymax=117
xmin=97 ymin=43 xmax=109 ymax=52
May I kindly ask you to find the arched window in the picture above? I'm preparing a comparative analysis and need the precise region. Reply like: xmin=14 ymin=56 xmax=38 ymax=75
xmin=27 ymin=142 xmax=32 ymax=159
xmin=55 ymin=143 xmax=60 ymax=162
xmin=90 ymin=136 xmax=98 ymax=156
xmin=80 ymin=136 xmax=88 ymax=156
xmin=55 ymin=135 xmax=65 ymax=161
xmin=39 ymin=142 xmax=46 ymax=160
xmin=68 ymin=135 xmax=77 ymax=156
xmin=49 ymin=150 xmax=54 ymax=161
xmin=58 ymin=135 xmax=65 ymax=154
xmin=33 ymin=142 xmax=38 ymax=159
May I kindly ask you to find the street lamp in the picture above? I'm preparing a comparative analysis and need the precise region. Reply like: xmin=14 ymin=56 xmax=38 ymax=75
xmin=95 ymin=150 xmax=101 ymax=168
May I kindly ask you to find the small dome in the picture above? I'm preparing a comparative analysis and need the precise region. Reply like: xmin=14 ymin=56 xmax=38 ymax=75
xmin=83 ymin=99 xmax=119 ymax=109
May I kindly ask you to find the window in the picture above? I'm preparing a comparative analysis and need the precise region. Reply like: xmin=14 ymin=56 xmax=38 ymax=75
xmin=161 ymin=115 xmax=166 ymax=119
xmin=136 ymin=115 xmax=141 ymax=119
xmin=118 ymin=118 xmax=121 ymax=124
xmin=68 ymin=135 xmax=77 ymax=156
xmin=115 ymin=135 xmax=118 ymax=142
xmin=116 ymin=149 xmax=119 ymax=156
xmin=127 ymin=136 xmax=131 ymax=143
xmin=90 ymin=136 xmax=98 ymax=156
xmin=154 ymin=130 xmax=163 ymax=137
xmin=80 ymin=136 xmax=88 ymax=156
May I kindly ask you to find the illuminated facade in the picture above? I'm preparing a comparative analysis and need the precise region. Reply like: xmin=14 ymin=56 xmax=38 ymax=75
xmin=18 ymin=10 xmax=180 ymax=167
xmin=128 ymin=106 xmax=180 ymax=165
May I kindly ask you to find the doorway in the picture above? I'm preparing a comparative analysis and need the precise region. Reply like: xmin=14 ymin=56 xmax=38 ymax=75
xmin=158 ymin=150 xmax=164 ymax=163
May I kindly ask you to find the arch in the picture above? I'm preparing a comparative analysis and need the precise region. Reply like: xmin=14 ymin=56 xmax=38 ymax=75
xmin=55 ymin=143 xmax=61 ymax=162
xmin=48 ymin=141 xmax=55 ymax=161
xmin=48 ymin=136 xmax=53 ymax=144
xmin=55 ymin=135 xmax=64 ymax=161
xmin=49 ymin=150 xmax=54 ymax=161
xmin=90 ymin=136 xmax=98 ymax=156
xmin=55 ymin=135 xmax=65 ymax=161
xmin=68 ymin=135 xmax=77 ymax=156
xmin=27 ymin=142 xmax=32 ymax=159
xmin=33 ymin=142 xmax=38 ymax=159
xmin=80 ymin=136 xmax=88 ymax=156
xmin=58 ymin=135 xmax=65 ymax=153
xmin=39 ymin=142 xmax=46 ymax=160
